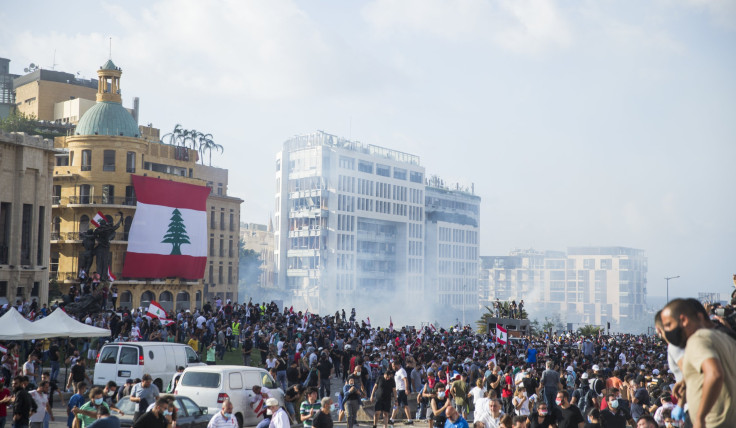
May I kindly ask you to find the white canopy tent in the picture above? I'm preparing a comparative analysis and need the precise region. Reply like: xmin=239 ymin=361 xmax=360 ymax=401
xmin=31 ymin=309 xmax=111 ymax=338
xmin=0 ymin=307 xmax=48 ymax=340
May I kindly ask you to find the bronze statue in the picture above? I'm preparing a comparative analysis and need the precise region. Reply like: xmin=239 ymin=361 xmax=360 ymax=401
xmin=93 ymin=211 xmax=124 ymax=280
xmin=78 ymin=229 xmax=96 ymax=277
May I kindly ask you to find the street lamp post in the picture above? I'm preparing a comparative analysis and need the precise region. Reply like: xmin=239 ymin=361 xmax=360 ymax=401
xmin=665 ymin=275 xmax=680 ymax=303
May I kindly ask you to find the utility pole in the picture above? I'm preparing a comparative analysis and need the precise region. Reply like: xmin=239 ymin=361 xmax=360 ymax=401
xmin=665 ymin=276 xmax=680 ymax=302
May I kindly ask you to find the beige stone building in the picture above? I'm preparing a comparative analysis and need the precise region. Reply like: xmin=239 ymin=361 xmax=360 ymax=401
xmin=51 ymin=59 xmax=208 ymax=313
xmin=195 ymin=164 xmax=243 ymax=303
xmin=13 ymin=69 xmax=98 ymax=121
xmin=0 ymin=131 xmax=57 ymax=306
xmin=240 ymin=221 xmax=276 ymax=290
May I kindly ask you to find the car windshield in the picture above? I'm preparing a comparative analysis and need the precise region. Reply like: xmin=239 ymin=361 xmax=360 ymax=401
xmin=180 ymin=372 xmax=221 ymax=388
xmin=115 ymin=397 xmax=137 ymax=415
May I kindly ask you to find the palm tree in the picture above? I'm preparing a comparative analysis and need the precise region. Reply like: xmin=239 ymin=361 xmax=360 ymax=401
xmin=182 ymin=129 xmax=200 ymax=152
xmin=163 ymin=123 xmax=185 ymax=146
xmin=198 ymin=133 xmax=223 ymax=166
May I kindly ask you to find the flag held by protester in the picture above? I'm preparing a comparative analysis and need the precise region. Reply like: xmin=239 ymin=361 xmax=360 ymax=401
xmin=107 ymin=267 xmax=117 ymax=282
xmin=147 ymin=301 xmax=167 ymax=319
xmin=122 ymin=175 xmax=210 ymax=279
xmin=90 ymin=211 xmax=106 ymax=228
xmin=496 ymin=324 xmax=508 ymax=345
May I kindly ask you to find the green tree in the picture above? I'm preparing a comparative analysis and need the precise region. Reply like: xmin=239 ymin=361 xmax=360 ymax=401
xmin=161 ymin=209 xmax=190 ymax=255
xmin=163 ymin=123 xmax=185 ymax=146
xmin=542 ymin=316 xmax=556 ymax=333
xmin=0 ymin=109 xmax=38 ymax=134
xmin=577 ymin=324 xmax=603 ymax=336
xmin=476 ymin=306 xmax=495 ymax=334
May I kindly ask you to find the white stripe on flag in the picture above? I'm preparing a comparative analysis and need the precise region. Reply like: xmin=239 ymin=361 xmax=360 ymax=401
xmin=126 ymin=202 xmax=206 ymax=256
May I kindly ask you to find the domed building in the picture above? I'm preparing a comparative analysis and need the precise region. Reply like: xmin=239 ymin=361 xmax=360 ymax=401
xmin=51 ymin=60 xmax=242 ymax=312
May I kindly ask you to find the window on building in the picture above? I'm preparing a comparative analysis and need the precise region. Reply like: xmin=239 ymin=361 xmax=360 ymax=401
xmin=0 ymin=281 xmax=6 ymax=299
xmin=126 ymin=151 xmax=136 ymax=173
xmin=20 ymin=204 xmax=32 ymax=265
xmin=393 ymin=168 xmax=407 ymax=180
xmin=218 ymin=266 xmax=223 ymax=283
xmin=55 ymin=154 xmax=69 ymax=166
xmin=0 ymin=203 xmax=10 ymax=264
xmin=410 ymin=171 xmax=423 ymax=183
xmin=376 ymin=164 xmax=390 ymax=177
xmin=52 ymin=185 xmax=61 ymax=205
xmin=79 ymin=215 xmax=90 ymax=233
xmin=125 ymin=186 xmax=136 ymax=205
xmin=219 ymin=238 xmax=224 ymax=257
xmin=36 ymin=206 xmax=44 ymax=265
xmin=219 ymin=212 xmax=224 ymax=230
xmin=358 ymin=160 xmax=373 ymax=173
xmin=81 ymin=150 xmax=92 ymax=171
xmin=209 ymin=237 xmax=214 ymax=257
xmin=79 ymin=184 xmax=91 ymax=204
xmin=601 ymin=259 xmax=612 ymax=270
xmin=339 ymin=156 xmax=354 ymax=169
xmin=102 ymin=185 xmax=115 ymax=204
xmin=31 ymin=282 xmax=39 ymax=297
xmin=583 ymin=259 xmax=595 ymax=269
xmin=227 ymin=266 xmax=233 ymax=284
xmin=228 ymin=239 xmax=233 ymax=258
xmin=209 ymin=264 xmax=214 ymax=283
xmin=103 ymin=150 xmax=116 ymax=171
xmin=217 ymin=183 xmax=223 ymax=196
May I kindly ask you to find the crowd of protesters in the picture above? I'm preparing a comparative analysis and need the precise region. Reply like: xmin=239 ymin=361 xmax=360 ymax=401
xmin=1 ymin=280 xmax=735 ymax=428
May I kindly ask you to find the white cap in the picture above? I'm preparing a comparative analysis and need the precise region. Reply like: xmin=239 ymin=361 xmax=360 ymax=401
xmin=592 ymin=364 xmax=600 ymax=372
xmin=581 ymin=373 xmax=589 ymax=379
xmin=566 ymin=366 xmax=574 ymax=372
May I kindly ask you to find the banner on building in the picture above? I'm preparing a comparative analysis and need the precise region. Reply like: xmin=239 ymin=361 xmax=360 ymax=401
xmin=122 ymin=175 xmax=210 ymax=279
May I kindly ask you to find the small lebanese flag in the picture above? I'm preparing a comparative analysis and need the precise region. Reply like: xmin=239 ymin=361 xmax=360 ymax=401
xmin=160 ymin=318 xmax=175 ymax=327
xmin=122 ymin=176 xmax=210 ymax=279
xmin=107 ymin=267 xmax=116 ymax=282
xmin=147 ymin=300 xmax=167 ymax=319
xmin=430 ymin=323 xmax=437 ymax=332
xmin=90 ymin=211 xmax=106 ymax=228
xmin=0 ymin=344 xmax=7 ymax=354
xmin=389 ymin=317 xmax=394 ymax=332
xmin=496 ymin=324 xmax=508 ymax=345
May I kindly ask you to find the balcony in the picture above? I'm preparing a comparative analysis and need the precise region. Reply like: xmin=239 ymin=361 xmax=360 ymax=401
xmin=288 ymin=228 xmax=322 ymax=238
xmin=67 ymin=196 xmax=137 ymax=207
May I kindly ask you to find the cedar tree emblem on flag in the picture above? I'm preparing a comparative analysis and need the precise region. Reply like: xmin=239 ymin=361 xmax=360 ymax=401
xmin=122 ymin=176 xmax=210 ymax=279
xmin=161 ymin=208 xmax=190 ymax=255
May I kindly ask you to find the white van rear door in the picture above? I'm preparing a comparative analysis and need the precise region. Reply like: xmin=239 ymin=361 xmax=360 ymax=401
xmin=117 ymin=345 xmax=140 ymax=384
xmin=94 ymin=345 xmax=119 ymax=385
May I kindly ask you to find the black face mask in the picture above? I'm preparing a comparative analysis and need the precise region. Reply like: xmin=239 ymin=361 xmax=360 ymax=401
xmin=664 ymin=324 xmax=687 ymax=348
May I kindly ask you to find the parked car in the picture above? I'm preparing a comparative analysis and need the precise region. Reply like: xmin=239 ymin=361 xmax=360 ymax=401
xmin=113 ymin=393 xmax=212 ymax=427
xmin=174 ymin=365 xmax=284 ymax=428
xmin=94 ymin=342 xmax=204 ymax=391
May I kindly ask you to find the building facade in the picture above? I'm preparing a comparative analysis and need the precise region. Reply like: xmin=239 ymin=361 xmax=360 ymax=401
xmin=424 ymin=180 xmax=481 ymax=325
xmin=13 ymin=69 xmax=98 ymax=122
xmin=275 ymin=131 xmax=426 ymax=313
xmin=196 ymin=164 xmax=243 ymax=303
xmin=0 ymin=58 xmax=18 ymax=119
xmin=0 ymin=131 xmax=57 ymax=306
xmin=240 ymin=222 xmax=276 ymax=290
xmin=480 ymin=247 xmax=648 ymax=329
xmin=51 ymin=59 xmax=208 ymax=313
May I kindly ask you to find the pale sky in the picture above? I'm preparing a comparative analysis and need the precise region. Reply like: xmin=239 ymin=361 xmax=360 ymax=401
xmin=3 ymin=0 xmax=735 ymax=301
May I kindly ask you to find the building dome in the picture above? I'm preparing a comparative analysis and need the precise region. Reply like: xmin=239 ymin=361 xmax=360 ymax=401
xmin=75 ymin=101 xmax=139 ymax=137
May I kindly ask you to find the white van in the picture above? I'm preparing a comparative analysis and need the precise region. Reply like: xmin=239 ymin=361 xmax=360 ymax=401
xmin=94 ymin=342 xmax=204 ymax=391
xmin=174 ymin=365 xmax=284 ymax=428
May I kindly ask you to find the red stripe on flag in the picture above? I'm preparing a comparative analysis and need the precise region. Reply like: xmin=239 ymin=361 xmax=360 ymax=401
xmin=122 ymin=252 xmax=206 ymax=279
xmin=131 ymin=175 xmax=210 ymax=210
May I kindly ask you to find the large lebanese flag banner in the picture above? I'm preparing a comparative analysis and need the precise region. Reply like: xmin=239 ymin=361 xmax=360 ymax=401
xmin=122 ymin=175 xmax=210 ymax=279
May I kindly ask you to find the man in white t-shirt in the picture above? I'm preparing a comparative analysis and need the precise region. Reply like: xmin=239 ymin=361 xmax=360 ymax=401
xmin=30 ymin=381 xmax=54 ymax=427
xmin=391 ymin=360 xmax=412 ymax=424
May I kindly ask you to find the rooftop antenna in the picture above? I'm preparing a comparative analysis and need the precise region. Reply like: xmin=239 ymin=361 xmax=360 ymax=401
xmin=109 ymin=37 xmax=112 ymax=59
xmin=51 ymin=49 xmax=57 ymax=70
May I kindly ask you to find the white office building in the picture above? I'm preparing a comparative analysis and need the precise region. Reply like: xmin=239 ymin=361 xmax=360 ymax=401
xmin=424 ymin=180 xmax=481 ymax=325
xmin=275 ymin=131 xmax=426 ymax=313
xmin=480 ymin=247 xmax=647 ymax=330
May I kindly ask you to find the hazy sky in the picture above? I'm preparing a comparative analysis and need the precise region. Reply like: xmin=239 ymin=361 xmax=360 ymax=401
xmin=3 ymin=0 xmax=735 ymax=301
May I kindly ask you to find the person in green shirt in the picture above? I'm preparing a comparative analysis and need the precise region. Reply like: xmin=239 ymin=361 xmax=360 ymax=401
xmin=451 ymin=373 xmax=470 ymax=418
xmin=206 ymin=342 xmax=216 ymax=365
xmin=72 ymin=387 xmax=109 ymax=428
xmin=300 ymin=388 xmax=321 ymax=428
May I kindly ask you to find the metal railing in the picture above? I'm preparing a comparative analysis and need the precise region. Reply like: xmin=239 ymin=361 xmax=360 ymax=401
xmin=67 ymin=196 xmax=137 ymax=206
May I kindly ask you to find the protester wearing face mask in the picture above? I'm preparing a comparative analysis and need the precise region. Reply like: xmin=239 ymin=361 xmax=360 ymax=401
xmin=101 ymin=381 xmax=123 ymax=417
xmin=553 ymin=390 xmax=584 ymax=428
xmin=583 ymin=408 xmax=601 ymax=428
xmin=132 ymin=396 xmax=174 ymax=428
xmin=430 ymin=385 xmax=450 ymax=428
xmin=73 ymin=387 xmax=109 ymax=428
xmin=207 ymin=399 xmax=238 ymax=427
xmin=600 ymin=392 xmax=627 ymax=428
xmin=528 ymin=402 xmax=555 ymax=428
xmin=660 ymin=298 xmax=736 ymax=428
